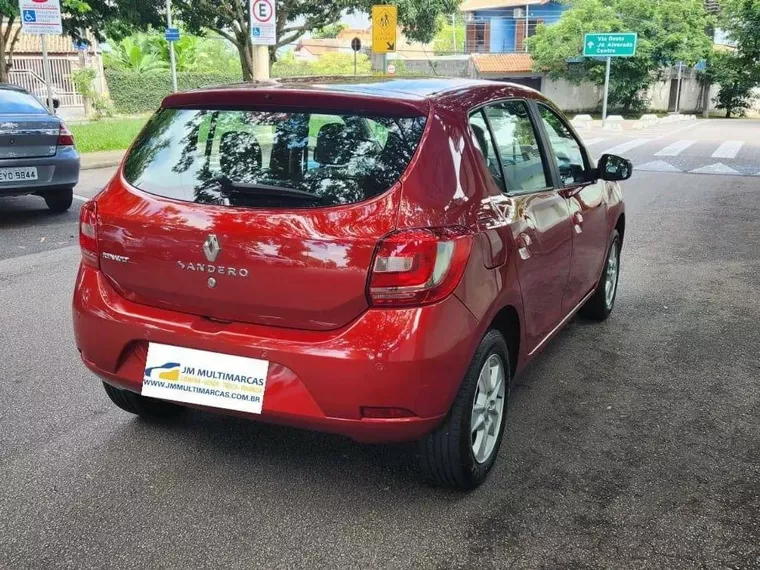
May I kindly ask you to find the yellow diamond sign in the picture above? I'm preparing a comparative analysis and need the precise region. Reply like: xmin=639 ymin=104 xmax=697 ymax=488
xmin=372 ymin=5 xmax=397 ymax=53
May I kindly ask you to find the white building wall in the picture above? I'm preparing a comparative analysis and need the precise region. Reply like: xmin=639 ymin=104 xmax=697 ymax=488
xmin=542 ymin=77 xmax=601 ymax=112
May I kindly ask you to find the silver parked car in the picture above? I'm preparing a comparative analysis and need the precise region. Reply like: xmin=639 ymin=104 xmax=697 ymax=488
xmin=0 ymin=83 xmax=80 ymax=212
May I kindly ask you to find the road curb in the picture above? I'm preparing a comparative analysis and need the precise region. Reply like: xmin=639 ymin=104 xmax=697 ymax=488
xmin=81 ymin=159 xmax=122 ymax=171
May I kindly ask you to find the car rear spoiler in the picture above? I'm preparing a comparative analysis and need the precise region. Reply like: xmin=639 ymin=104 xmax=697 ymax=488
xmin=162 ymin=84 xmax=430 ymax=118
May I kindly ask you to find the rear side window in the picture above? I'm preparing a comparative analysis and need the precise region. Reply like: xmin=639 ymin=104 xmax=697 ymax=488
xmin=123 ymin=108 xmax=427 ymax=208
xmin=483 ymin=101 xmax=550 ymax=194
xmin=0 ymin=89 xmax=48 ymax=114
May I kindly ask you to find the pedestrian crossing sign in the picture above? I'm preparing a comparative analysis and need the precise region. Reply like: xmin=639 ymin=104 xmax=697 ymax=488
xmin=372 ymin=5 xmax=397 ymax=53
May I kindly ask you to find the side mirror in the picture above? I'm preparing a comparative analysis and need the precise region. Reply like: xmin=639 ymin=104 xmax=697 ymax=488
xmin=52 ymin=98 xmax=60 ymax=110
xmin=598 ymin=153 xmax=633 ymax=181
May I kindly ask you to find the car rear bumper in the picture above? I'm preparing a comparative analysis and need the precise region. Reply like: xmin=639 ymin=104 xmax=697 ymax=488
xmin=0 ymin=147 xmax=80 ymax=195
xmin=73 ymin=265 xmax=480 ymax=443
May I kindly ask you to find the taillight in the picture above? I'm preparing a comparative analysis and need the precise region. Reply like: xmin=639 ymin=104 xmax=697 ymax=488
xmin=79 ymin=201 xmax=99 ymax=268
xmin=368 ymin=227 xmax=473 ymax=307
xmin=57 ymin=124 xmax=75 ymax=147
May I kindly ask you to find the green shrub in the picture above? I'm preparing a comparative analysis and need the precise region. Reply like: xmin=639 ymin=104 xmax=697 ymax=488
xmin=105 ymin=70 xmax=242 ymax=114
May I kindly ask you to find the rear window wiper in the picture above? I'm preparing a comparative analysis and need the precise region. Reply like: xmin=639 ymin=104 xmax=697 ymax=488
xmin=212 ymin=175 xmax=322 ymax=202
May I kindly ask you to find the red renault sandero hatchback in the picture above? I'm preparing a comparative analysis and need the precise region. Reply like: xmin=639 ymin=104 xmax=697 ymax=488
xmin=73 ymin=78 xmax=631 ymax=489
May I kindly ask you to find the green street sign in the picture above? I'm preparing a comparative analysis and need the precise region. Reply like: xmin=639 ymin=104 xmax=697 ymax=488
xmin=583 ymin=33 xmax=638 ymax=57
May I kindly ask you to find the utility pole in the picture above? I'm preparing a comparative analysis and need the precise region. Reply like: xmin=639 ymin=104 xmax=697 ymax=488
xmin=40 ymin=35 xmax=55 ymax=113
xmin=602 ymin=56 xmax=611 ymax=127
xmin=452 ymin=14 xmax=457 ymax=54
xmin=166 ymin=0 xmax=178 ymax=92
xmin=675 ymin=61 xmax=683 ymax=114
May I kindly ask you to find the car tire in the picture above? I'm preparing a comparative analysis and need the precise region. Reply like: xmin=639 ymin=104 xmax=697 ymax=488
xmin=579 ymin=229 xmax=621 ymax=321
xmin=102 ymin=382 xmax=185 ymax=421
xmin=43 ymin=187 xmax=74 ymax=213
xmin=418 ymin=329 xmax=510 ymax=490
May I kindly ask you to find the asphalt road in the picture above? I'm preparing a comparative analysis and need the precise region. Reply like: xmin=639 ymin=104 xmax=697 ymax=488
xmin=1 ymin=164 xmax=759 ymax=568
xmin=580 ymin=118 xmax=760 ymax=177
xmin=0 ymin=168 xmax=113 ymax=261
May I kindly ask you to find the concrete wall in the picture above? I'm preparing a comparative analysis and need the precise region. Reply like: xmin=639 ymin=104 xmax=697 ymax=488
xmin=400 ymin=57 xmax=469 ymax=77
xmin=647 ymin=68 xmax=708 ymax=113
xmin=543 ymin=77 xmax=601 ymax=112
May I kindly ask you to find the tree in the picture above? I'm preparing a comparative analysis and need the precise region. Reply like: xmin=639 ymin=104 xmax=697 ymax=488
xmin=149 ymin=34 xmax=242 ymax=73
xmin=527 ymin=0 xmax=714 ymax=112
xmin=175 ymin=0 xmax=353 ymax=81
xmin=272 ymin=50 xmax=372 ymax=77
xmin=720 ymin=0 xmax=760 ymax=62
xmin=706 ymin=0 xmax=760 ymax=116
xmin=433 ymin=14 xmax=465 ymax=55
xmin=105 ymin=35 xmax=168 ymax=73
xmin=174 ymin=0 xmax=459 ymax=81
xmin=0 ymin=0 xmax=164 ymax=82
xmin=313 ymin=23 xmax=349 ymax=39
xmin=705 ymin=50 xmax=759 ymax=117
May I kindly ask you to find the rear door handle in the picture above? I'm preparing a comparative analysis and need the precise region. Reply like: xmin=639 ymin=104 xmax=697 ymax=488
xmin=573 ymin=212 xmax=584 ymax=234
xmin=517 ymin=233 xmax=532 ymax=260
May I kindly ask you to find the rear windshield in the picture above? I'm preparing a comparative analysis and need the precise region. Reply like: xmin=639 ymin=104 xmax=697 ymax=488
xmin=123 ymin=108 xmax=427 ymax=208
xmin=0 ymin=89 xmax=48 ymax=114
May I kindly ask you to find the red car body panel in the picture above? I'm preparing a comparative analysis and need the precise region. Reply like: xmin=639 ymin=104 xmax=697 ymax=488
xmin=73 ymin=79 xmax=625 ymax=442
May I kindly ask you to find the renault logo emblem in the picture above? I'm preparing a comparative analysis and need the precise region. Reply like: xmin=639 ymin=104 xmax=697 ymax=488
xmin=203 ymin=234 xmax=221 ymax=262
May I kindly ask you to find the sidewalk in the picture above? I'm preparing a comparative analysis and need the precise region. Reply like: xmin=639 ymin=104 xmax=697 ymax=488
xmin=80 ymin=150 xmax=126 ymax=171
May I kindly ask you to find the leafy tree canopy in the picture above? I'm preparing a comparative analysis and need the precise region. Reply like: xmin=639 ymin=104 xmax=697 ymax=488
xmin=174 ymin=0 xmax=458 ymax=81
xmin=433 ymin=15 xmax=465 ymax=55
xmin=313 ymin=23 xmax=349 ymax=39
xmin=527 ymin=0 xmax=714 ymax=111
xmin=720 ymin=0 xmax=760 ymax=61
xmin=706 ymin=0 xmax=760 ymax=116
xmin=704 ymin=50 xmax=759 ymax=117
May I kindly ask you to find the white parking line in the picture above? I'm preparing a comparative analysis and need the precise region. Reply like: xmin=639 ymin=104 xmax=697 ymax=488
xmin=655 ymin=140 xmax=696 ymax=156
xmin=601 ymin=138 xmax=651 ymax=155
xmin=711 ymin=140 xmax=743 ymax=159
xmin=73 ymin=194 xmax=89 ymax=202
xmin=582 ymin=138 xmax=608 ymax=146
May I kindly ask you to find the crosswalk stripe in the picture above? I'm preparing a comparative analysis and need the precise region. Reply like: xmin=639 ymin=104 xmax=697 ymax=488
xmin=582 ymin=138 xmax=608 ymax=146
xmin=654 ymin=140 xmax=696 ymax=157
xmin=637 ymin=160 xmax=681 ymax=172
xmin=711 ymin=140 xmax=743 ymax=159
xmin=601 ymin=138 xmax=651 ymax=155
xmin=690 ymin=163 xmax=740 ymax=175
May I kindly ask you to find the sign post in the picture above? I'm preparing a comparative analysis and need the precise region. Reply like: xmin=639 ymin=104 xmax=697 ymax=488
xmin=250 ymin=0 xmax=276 ymax=81
xmin=351 ymin=37 xmax=361 ymax=75
xmin=19 ymin=0 xmax=62 ymax=113
xmin=165 ymin=0 xmax=179 ymax=93
xmin=583 ymin=33 xmax=638 ymax=127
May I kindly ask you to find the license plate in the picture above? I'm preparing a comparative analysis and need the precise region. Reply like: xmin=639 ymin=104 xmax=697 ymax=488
xmin=0 ymin=167 xmax=38 ymax=183
xmin=142 ymin=343 xmax=269 ymax=414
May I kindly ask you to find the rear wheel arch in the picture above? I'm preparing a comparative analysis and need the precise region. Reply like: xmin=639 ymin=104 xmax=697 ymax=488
xmin=488 ymin=305 xmax=521 ymax=379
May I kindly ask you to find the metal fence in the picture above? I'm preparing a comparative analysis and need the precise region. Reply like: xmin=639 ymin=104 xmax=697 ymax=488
xmin=9 ymin=56 xmax=83 ymax=107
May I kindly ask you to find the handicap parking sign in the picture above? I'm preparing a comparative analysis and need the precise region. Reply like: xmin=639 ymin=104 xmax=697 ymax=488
xmin=252 ymin=27 xmax=261 ymax=37
xmin=22 ymin=10 xmax=36 ymax=23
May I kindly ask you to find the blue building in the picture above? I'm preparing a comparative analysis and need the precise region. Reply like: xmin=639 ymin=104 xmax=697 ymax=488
xmin=461 ymin=0 xmax=568 ymax=54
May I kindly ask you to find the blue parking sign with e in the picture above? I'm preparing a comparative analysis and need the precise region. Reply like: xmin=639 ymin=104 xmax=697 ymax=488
xmin=23 ymin=10 xmax=36 ymax=23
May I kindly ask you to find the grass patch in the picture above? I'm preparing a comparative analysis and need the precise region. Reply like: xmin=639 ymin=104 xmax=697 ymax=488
xmin=70 ymin=117 xmax=149 ymax=154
